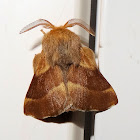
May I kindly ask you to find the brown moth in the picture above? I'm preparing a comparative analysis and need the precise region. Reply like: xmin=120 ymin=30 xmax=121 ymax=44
xmin=20 ymin=19 xmax=118 ymax=120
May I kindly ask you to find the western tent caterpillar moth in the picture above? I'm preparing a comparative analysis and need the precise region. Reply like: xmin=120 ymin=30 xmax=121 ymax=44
xmin=20 ymin=19 xmax=118 ymax=120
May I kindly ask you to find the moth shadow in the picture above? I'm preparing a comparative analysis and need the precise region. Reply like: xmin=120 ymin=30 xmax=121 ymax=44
xmin=40 ymin=111 xmax=85 ymax=128
xmin=30 ymin=37 xmax=42 ymax=50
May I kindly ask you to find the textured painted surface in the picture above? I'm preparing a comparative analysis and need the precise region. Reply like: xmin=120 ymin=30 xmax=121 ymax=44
xmin=94 ymin=0 xmax=140 ymax=140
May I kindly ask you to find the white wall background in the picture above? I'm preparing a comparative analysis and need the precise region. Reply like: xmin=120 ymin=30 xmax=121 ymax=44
xmin=94 ymin=0 xmax=140 ymax=140
xmin=0 ymin=0 xmax=91 ymax=140
xmin=1 ymin=0 xmax=140 ymax=140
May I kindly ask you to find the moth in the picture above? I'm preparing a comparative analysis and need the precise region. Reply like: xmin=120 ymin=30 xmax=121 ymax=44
xmin=20 ymin=19 xmax=118 ymax=120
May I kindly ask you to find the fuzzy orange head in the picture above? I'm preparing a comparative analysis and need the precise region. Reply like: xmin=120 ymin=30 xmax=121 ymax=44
xmin=20 ymin=19 xmax=95 ymax=69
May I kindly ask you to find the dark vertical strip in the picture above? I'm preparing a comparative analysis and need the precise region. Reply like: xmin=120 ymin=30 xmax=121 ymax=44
xmin=89 ymin=0 xmax=97 ymax=52
xmin=84 ymin=0 xmax=97 ymax=140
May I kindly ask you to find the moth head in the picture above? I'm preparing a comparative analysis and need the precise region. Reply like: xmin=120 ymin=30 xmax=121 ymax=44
xmin=19 ymin=19 xmax=95 ymax=36
xmin=20 ymin=19 xmax=95 ymax=61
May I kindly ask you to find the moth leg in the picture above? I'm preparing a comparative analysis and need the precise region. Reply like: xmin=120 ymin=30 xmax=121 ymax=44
xmin=40 ymin=29 xmax=46 ymax=35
